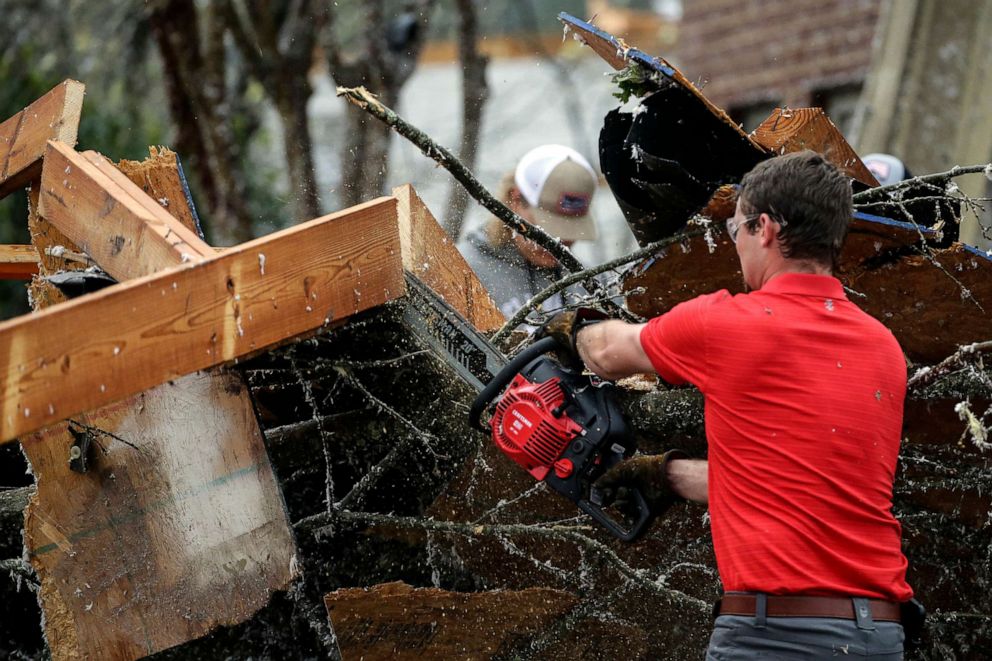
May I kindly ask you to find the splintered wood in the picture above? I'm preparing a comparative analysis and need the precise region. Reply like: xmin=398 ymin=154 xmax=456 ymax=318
xmin=117 ymin=147 xmax=203 ymax=236
xmin=0 ymin=80 xmax=84 ymax=199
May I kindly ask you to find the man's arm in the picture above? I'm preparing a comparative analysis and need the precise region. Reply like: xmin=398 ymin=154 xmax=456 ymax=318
xmin=576 ymin=320 xmax=655 ymax=380
xmin=668 ymin=458 xmax=708 ymax=504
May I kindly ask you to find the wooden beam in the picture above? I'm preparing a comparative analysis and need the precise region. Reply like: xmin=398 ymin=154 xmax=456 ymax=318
xmin=38 ymin=141 xmax=212 ymax=281
xmin=751 ymin=108 xmax=880 ymax=188
xmin=0 ymin=196 xmax=403 ymax=444
xmin=0 ymin=244 xmax=40 ymax=280
xmin=0 ymin=80 xmax=84 ymax=199
xmin=393 ymin=184 xmax=504 ymax=331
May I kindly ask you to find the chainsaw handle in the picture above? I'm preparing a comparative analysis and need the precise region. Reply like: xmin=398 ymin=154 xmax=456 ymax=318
xmin=469 ymin=336 xmax=561 ymax=431
xmin=578 ymin=490 xmax=654 ymax=542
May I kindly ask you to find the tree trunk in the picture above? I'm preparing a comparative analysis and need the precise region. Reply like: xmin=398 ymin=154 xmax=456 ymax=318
xmin=274 ymin=77 xmax=321 ymax=222
xmin=147 ymin=0 xmax=253 ymax=245
xmin=442 ymin=0 xmax=489 ymax=240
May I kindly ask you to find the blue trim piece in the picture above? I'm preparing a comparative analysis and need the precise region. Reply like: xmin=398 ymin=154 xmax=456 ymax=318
xmin=852 ymin=210 xmax=937 ymax=235
xmin=962 ymin=242 xmax=992 ymax=262
xmin=174 ymin=153 xmax=206 ymax=240
xmin=558 ymin=12 xmax=676 ymax=77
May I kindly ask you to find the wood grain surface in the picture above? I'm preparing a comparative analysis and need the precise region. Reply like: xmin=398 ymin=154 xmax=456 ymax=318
xmin=0 ymin=196 xmax=404 ymax=443
xmin=0 ymin=80 xmax=84 ymax=199
xmin=0 ymin=244 xmax=40 ymax=280
xmin=751 ymin=107 xmax=880 ymax=188
xmin=394 ymin=184 xmax=504 ymax=331
xmin=39 ymin=141 xmax=211 ymax=280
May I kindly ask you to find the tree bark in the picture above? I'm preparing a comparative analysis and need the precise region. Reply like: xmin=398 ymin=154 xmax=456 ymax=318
xmin=320 ymin=0 xmax=437 ymax=208
xmin=442 ymin=0 xmax=489 ymax=239
xmin=147 ymin=0 xmax=254 ymax=244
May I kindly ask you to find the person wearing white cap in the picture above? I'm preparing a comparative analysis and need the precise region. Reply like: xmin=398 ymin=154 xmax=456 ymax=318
xmin=457 ymin=144 xmax=599 ymax=319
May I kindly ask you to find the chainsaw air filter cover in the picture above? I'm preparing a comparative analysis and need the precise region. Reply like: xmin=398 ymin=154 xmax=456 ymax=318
xmin=491 ymin=374 xmax=582 ymax=480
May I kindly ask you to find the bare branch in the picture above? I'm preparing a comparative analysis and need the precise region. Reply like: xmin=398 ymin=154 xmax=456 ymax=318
xmin=492 ymin=226 xmax=708 ymax=345
xmin=853 ymin=163 xmax=992 ymax=204
xmin=336 ymin=85 xmax=585 ymax=273
xmin=908 ymin=341 xmax=992 ymax=391
xmin=299 ymin=508 xmax=710 ymax=611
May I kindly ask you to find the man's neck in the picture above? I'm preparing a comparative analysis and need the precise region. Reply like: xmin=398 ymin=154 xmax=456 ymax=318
xmin=757 ymin=259 xmax=831 ymax=289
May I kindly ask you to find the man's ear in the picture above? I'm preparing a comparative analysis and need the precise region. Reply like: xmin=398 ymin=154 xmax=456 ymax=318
xmin=507 ymin=187 xmax=528 ymax=210
xmin=758 ymin=213 xmax=779 ymax=248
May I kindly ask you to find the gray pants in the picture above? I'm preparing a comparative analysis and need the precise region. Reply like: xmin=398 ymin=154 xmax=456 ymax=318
xmin=706 ymin=609 xmax=905 ymax=659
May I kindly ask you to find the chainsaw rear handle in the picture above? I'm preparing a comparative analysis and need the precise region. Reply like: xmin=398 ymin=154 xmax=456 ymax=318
xmin=469 ymin=336 xmax=561 ymax=431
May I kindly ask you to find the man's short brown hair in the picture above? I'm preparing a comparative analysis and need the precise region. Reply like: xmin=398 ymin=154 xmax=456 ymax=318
xmin=738 ymin=150 xmax=852 ymax=270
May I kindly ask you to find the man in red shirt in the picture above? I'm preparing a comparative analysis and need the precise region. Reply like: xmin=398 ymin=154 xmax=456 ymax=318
xmin=573 ymin=151 xmax=913 ymax=658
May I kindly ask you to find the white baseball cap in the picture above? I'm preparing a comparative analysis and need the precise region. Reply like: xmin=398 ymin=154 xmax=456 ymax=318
xmin=514 ymin=145 xmax=598 ymax=241
xmin=862 ymin=153 xmax=909 ymax=187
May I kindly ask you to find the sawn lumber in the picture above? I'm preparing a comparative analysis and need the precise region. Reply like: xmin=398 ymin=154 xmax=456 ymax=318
xmin=0 ymin=196 xmax=403 ymax=444
xmin=0 ymin=80 xmax=84 ymax=199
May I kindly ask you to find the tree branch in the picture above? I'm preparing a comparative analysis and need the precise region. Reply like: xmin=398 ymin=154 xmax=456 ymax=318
xmin=492 ymin=226 xmax=708 ymax=345
xmin=298 ymin=508 xmax=710 ymax=611
xmin=852 ymin=163 xmax=992 ymax=204
xmin=908 ymin=341 xmax=992 ymax=391
xmin=335 ymin=85 xmax=586 ymax=273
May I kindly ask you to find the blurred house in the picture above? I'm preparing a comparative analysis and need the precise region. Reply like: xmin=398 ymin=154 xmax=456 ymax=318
xmin=675 ymin=0 xmax=882 ymax=136
xmin=673 ymin=0 xmax=992 ymax=248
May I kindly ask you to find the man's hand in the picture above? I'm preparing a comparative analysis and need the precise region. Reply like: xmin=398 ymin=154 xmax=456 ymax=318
xmin=593 ymin=450 xmax=689 ymax=516
xmin=534 ymin=308 xmax=607 ymax=369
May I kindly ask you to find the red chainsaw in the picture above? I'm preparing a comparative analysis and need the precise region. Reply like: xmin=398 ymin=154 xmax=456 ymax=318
xmin=403 ymin=276 xmax=653 ymax=541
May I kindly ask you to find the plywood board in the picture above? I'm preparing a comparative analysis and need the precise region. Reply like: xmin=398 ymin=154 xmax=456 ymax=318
xmin=393 ymin=184 xmax=504 ymax=331
xmin=325 ymin=582 xmax=579 ymax=659
xmin=0 ymin=80 xmax=84 ymax=199
xmin=0 ymin=196 xmax=403 ymax=443
xmin=39 ymin=141 xmax=211 ymax=281
xmin=22 ymin=371 xmax=297 ymax=661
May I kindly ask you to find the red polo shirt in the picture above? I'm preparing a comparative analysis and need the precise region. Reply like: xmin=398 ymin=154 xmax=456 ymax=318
xmin=640 ymin=273 xmax=912 ymax=600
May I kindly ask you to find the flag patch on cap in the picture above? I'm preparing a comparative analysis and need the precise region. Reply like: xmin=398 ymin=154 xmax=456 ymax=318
xmin=557 ymin=193 xmax=591 ymax=216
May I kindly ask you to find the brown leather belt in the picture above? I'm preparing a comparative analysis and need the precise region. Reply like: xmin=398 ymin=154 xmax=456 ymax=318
xmin=718 ymin=593 xmax=902 ymax=622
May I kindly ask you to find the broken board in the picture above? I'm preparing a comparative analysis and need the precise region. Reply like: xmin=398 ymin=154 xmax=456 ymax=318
xmin=15 ymin=143 xmax=298 ymax=660
xmin=21 ymin=371 xmax=297 ymax=660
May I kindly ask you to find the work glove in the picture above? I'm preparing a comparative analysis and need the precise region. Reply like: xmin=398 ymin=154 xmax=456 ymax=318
xmin=533 ymin=307 xmax=607 ymax=369
xmin=592 ymin=449 xmax=689 ymax=517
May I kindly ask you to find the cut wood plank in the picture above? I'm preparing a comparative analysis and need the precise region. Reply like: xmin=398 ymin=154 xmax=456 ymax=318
xmin=39 ymin=141 xmax=212 ymax=281
xmin=0 ymin=244 xmax=40 ymax=280
xmin=324 ymin=582 xmax=580 ymax=659
xmin=751 ymin=108 xmax=880 ymax=188
xmin=0 ymin=196 xmax=403 ymax=444
xmin=393 ymin=184 xmax=504 ymax=331
xmin=117 ymin=147 xmax=203 ymax=237
xmin=22 ymin=371 xmax=297 ymax=661
xmin=0 ymin=80 xmax=85 ymax=199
